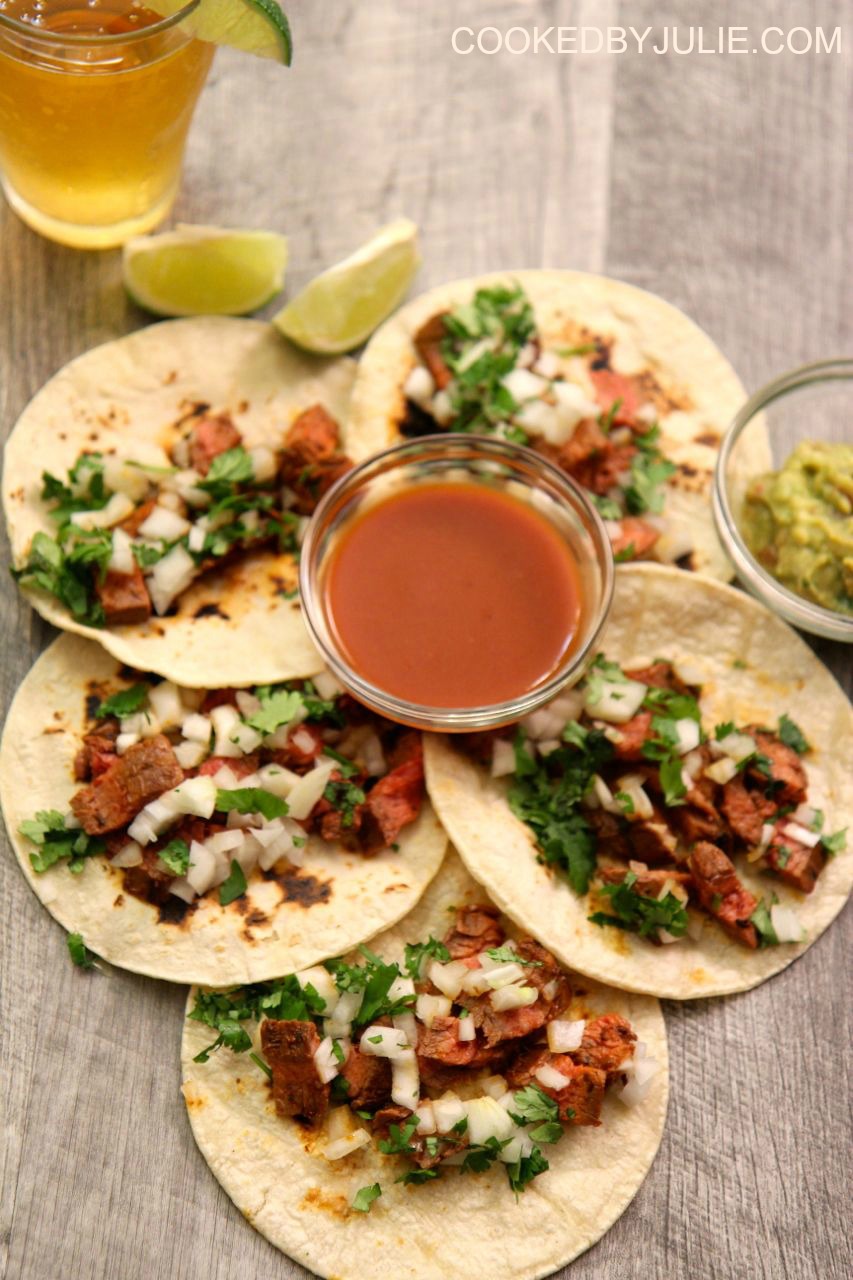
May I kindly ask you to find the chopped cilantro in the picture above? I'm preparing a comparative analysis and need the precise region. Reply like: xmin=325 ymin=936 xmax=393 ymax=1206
xmin=821 ymin=828 xmax=847 ymax=857
xmin=404 ymin=937 xmax=450 ymax=981
xmin=592 ymin=494 xmax=622 ymax=520
xmin=777 ymin=714 xmax=810 ymax=755
xmin=377 ymin=1116 xmax=420 ymax=1155
xmin=215 ymin=788 xmax=289 ymax=820
xmin=20 ymin=809 xmax=104 ymax=874
xmin=219 ymin=859 xmax=247 ymax=906
xmin=323 ymin=777 xmax=366 ymax=828
xmin=67 ymin=932 xmax=96 ymax=969
xmin=658 ymin=755 xmax=688 ymax=807
xmin=189 ymin=973 xmax=327 ymax=1061
xmin=510 ymin=1084 xmax=560 ymax=1127
xmin=556 ymin=343 xmax=598 ymax=358
xmin=325 ymin=949 xmax=414 ymax=1025
xmin=599 ymin=398 xmax=622 ymax=432
xmin=774 ymin=846 xmax=791 ymax=870
xmin=732 ymin=659 xmax=747 ymax=670
xmin=615 ymin=791 xmax=635 ymax=815
xmin=249 ymin=1052 xmax=273 ymax=1079
xmin=749 ymin=898 xmax=779 ymax=947
xmin=12 ymin=531 xmax=107 ymax=628
xmin=643 ymin=686 xmax=701 ymax=723
xmin=322 ymin=746 xmax=359 ymax=778
xmin=714 ymin=721 xmax=736 ymax=740
xmin=397 ymin=1168 xmax=440 ymax=1186
xmin=623 ymin=448 xmax=676 ymax=516
xmin=95 ymin=683 xmax=149 ymax=720
xmin=246 ymin=688 xmax=305 ymax=735
xmin=588 ymin=871 xmax=689 ymax=939
xmin=460 ymin=1137 xmax=511 ymax=1173
xmin=506 ymin=1145 xmax=549 ymax=1196
xmin=485 ymin=944 xmax=542 ymax=967
xmin=200 ymin=446 xmax=254 ymax=492
xmin=351 ymin=1183 xmax=382 ymax=1213
xmin=439 ymin=285 xmax=536 ymax=434
xmin=158 ymin=838 xmax=190 ymax=877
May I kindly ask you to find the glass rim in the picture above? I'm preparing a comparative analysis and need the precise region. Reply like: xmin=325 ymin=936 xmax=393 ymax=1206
xmin=299 ymin=433 xmax=616 ymax=731
xmin=712 ymin=357 xmax=853 ymax=642
xmin=0 ymin=0 xmax=200 ymax=44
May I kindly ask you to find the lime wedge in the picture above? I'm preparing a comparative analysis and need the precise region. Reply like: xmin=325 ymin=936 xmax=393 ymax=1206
xmin=123 ymin=225 xmax=288 ymax=317
xmin=145 ymin=0 xmax=292 ymax=63
xmin=273 ymin=219 xmax=421 ymax=354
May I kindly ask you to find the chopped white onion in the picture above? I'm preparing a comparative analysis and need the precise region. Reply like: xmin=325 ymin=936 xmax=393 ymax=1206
xmin=551 ymin=379 xmax=600 ymax=428
xmin=464 ymin=1096 xmax=515 ymax=1146
xmin=674 ymin=718 xmax=701 ymax=755
xmin=120 ymin=710 xmax=160 ymax=739
xmin=359 ymin=732 xmax=386 ymax=778
xmin=502 ymin=368 xmax=549 ymax=403
xmin=102 ymin=457 xmax=151 ymax=502
xmin=295 ymin=966 xmax=339 ymax=1009
xmin=415 ymin=994 xmax=452 ymax=1028
xmin=387 ymin=975 xmax=416 ymax=1003
xmin=248 ymin=445 xmax=277 ymax=483
xmin=210 ymin=704 xmax=242 ymax=758
xmin=109 ymin=527 xmax=136 ymax=574
xmin=138 ymin=504 xmax=190 ymax=541
xmin=403 ymin=364 xmax=435 ymax=405
xmin=391 ymin=1052 xmax=420 ymax=1111
xmin=182 ymin=712 xmax=212 ymax=744
xmin=457 ymin=1015 xmax=476 ymax=1042
xmin=479 ymin=1075 xmax=508 ymax=1100
xmin=534 ymin=1063 xmax=570 ymax=1091
xmin=782 ymin=822 xmax=821 ymax=849
xmin=325 ymin=990 xmax=360 ymax=1039
xmin=256 ymin=763 xmax=299 ymax=797
xmin=491 ymin=984 xmax=537 ymax=1012
xmin=109 ymin=840 xmax=143 ymax=868
xmin=533 ymin=350 xmax=560 ymax=379
xmin=484 ymin=963 xmax=527 ymax=990
xmin=313 ymin=1036 xmax=341 ymax=1084
xmin=230 ymin=721 xmax=263 ymax=754
xmin=186 ymin=841 xmax=218 ymax=896
xmin=792 ymin=804 xmax=817 ymax=829
xmin=704 ymin=757 xmax=738 ymax=785
xmin=146 ymin=543 xmax=197 ymax=616
xmin=432 ymin=1092 xmax=466 ymax=1134
xmin=547 ymin=1019 xmax=585 ymax=1053
xmin=174 ymin=739 xmax=207 ymax=769
xmin=392 ymin=1012 xmax=418 ymax=1049
xmin=584 ymin=678 xmax=647 ymax=724
xmin=713 ymin=732 xmax=756 ymax=763
xmin=312 ymin=671 xmax=344 ymax=701
xmin=116 ymin=732 xmax=140 ymax=755
xmin=285 ymin=758 xmax=337 ymax=820
xmin=415 ymin=1102 xmax=436 ymax=1135
xmin=432 ymin=389 xmax=454 ymax=425
xmin=70 ymin=492 xmax=134 ymax=531
xmin=359 ymin=1026 xmax=410 ymax=1061
xmin=616 ymin=773 xmax=654 ymax=819
xmin=148 ymin=681 xmax=184 ymax=729
xmin=619 ymin=1045 xmax=660 ymax=1107
xmin=187 ymin=522 xmax=206 ymax=553
xmin=324 ymin=1128 xmax=371 ymax=1161
xmin=427 ymin=960 xmax=469 ymax=999
xmin=770 ymin=904 xmax=805 ymax=943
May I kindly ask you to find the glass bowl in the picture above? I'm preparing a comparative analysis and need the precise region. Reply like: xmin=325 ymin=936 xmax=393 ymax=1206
xmin=713 ymin=359 xmax=853 ymax=642
xmin=299 ymin=434 xmax=615 ymax=730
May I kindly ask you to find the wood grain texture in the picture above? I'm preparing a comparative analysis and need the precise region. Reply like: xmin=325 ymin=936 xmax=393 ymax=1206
xmin=1 ymin=1 xmax=850 ymax=1278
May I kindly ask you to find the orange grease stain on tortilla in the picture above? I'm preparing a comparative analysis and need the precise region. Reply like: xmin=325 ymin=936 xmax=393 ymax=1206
xmin=301 ymin=1187 xmax=350 ymax=1219
xmin=688 ymin=968 xmax=710 ymax=985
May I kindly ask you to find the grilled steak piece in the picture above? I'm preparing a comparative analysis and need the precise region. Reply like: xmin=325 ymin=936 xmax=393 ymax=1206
xmin=764 ymin=825 xmax=826 ymax=894
xmin=417 ymin=1016 xmax=477 ymax=1067
xmin=284 ymin=404 xmax=341 ymax=462
xmin=187 ymin=413 xmax=242 ymax=475
xmin=74 ymin=720 xmax=120 ymax=781
xmin=721 ymin=774 xmax=777 ymax=846
xmin=746 ymin=728 xmax=808 ymax=806
xmin=505 ymin=1049 xmax=606 ymax=1125
xmin=588 ymin=367 xmax=641 ymax=427
xmin=459 ymin=940 xmax=570 ymax=1049
xmin=279 ymin=404 xmax=353 ymax=515
xmin=687 ymin=841 xmax=758 ymax=948
xmin=340 ymin=1049 xmax=392 ymax=1111
xmin=623 ymin=660 xmax=691 ymax=694
xmin=514 ymin=937 xmax=573 ymax=1010
xmin=362 ymin=757 xmax=424 ymax=851
xmin=443 ymin=904 xmax=504 ymax=959
xmin=70 ymin=734 xmax=183 ymax=835
xmin=598 ymin=864 xmax=693 ymax=898
xmin=260 ymin=1019 xmax=329 ymax=1123
xmin=626 ymin=813 xmax=679 ymax=864
xmin=608 ymin=709 xmax=655 ymax=761
xmin=371 ymin=1103 xmax=411 ymax=1135
xmin=574 ymin=1014 xmax=636 ymax=1082
xmin=198 ymin=753 xmax=260 ymax=779
xmin=96 ymin=566 xmax=151 ymax=626
xmin=607 ymin=517 xmax=660 ymax=561
xmin=269 ymin=723 xmax=324 ymax=772
xmin=118 ymin=497 xmax=156 ymax=538
xmin=586 ymin=808 xmax=632 ymax=860
xmin=413 ymin=313 xmax=453 ymax=390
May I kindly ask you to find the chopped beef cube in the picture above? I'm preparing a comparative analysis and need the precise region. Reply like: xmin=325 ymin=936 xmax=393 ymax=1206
xmin=187 ymin=413 xmax=242 ymax=476
xmin=443 ymin=904 xmax=504 ymax=959
xmin=269 ymin=723 xmax=325 ymax=772
xmin=626 ymin=813 xmax=679 ymax=864
xmin=371 ymin=1103 xmax=412 ymax=1133
xmin=415 ymin=1042 xmax=511 ymax=1094
xmin=411 ymin=1131 xmax=469 ymax=1170
xmin=280 ymin=405 xmax=353 ymax=515
xmin=284 ymin=405 xmax=341 ymax=462
xmin=385 ymin=731 xmax=423 ymax=771
xmin=261 ymin=1019 xmax=329 ymax=1123
xmin=623 ymin=661 xmax=692 ymax=695
xmin=577 ymin=442 xmax=637 ymax=497
xmin=459 ymin=950 xmax=569 ymax=1048
xmin=413 ymin=313 xmax=453 ymax=390
xmin=765 ymin=825 xmax=826 ymax=894
xmin=505 ymin=1048 xmax=606 ymax=1125
xmin=417 ymin=1016 xmax=478 ymax=1067
xmin=598 ymin=864 xmax=693 ymax=897
xmin=721 ymin=775 xmax=777 ymax=846
xmin=70 ymin=734 xmax=183 ymax=835
xmin=608 ymin=709 xmax=655 ymax=762
xmin=558 ymin=419 xmax=610 ymax=475
xmin=687 ymin=841 xmax=758 ymax=948
xmin=340 ymin=1049 xmax=392 ymax=1111
xmin=198 ymin=754 xmax=259 ymax=779
xmin=574 ymin=1014 xmax=636 ymax=1082
xmin=514 ymin=937 xmax=573 ymax=1013
xmin=586 ymin=808 xmax=632 ymax=860
xmin=588 ymin=367 xmax=641 ymax=426
xmin=200 ymin=688 xmax=238 ymax=713
xmin=746 ymin=728 xmax=808 ymax=806
xmin=74 ymin=720 xmax=120 ymax=781
xmin=118 ymin=498 xmax=157 ymax=538
xmin=96 ymin=566 xmax=151 ymax=626
xmin=317 ymin=800 xmax=365 ymax=844
xmin=361 ymin=758 xmax=424 ymax=851
xmin=608 ymin=516 xmax=660 ymax=561
xmin=118 ymin=816 xmax=225 ymax=903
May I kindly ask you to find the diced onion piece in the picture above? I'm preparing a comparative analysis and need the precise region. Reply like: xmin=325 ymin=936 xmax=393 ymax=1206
xmin=464 ymin=1096 xmax=515 ymax=1146
xmin=256 ymin=763 xmax=299 ymax=797
xmin=432 ymin=390 xmax=454 ymax=425
xmin=427 ymin=960 xmax=469 ymax=999
xmin=392 ymin=1012 xmax=418 ymax=1049
xmin=115 ymin=732 xmax=139 ymax=755
xmin=70 ymin=492 xmax=135 ymax=531
xmin=714 ymin=732 xmax=757 ymax=763
xmin=109 ymin=840 xmax=143 ymax=868
xmin=313 ymin=1036 xmax=341 ymax=1084
xmin=168 ymin=877 xmax=196 ymax=903
xmin=651 ymin=521 xmax=695 ymax=565
xmin=186 ymin=841 xmax=217 ymax=896
xmin=102 ymin=457 xmax=151 ymax=501
xmin=658 ymin=929 xmax=684 ymax=945
xmin=233 ymin=691 xmax=260 ymax=719
xmin=591 ymin=773 xmax=620 ymax=813
xmin=182 ymin=712 xmax=212 ymax=744
xmin=455 ymin=338 xmax=494 ymax=373
xmin=295 ymin=966 xmax=338 ymax=1009
xmin=484 ymin=963 xmax=527 ymax=990
xmin=432 ymin=1092 xmax=466 ymax=1133
xmin=792 ymin=803 xmax=817 ymax=829
xmin=174 ymin=739 xmax=207 ymax=769
xmin=147 ymin=544 xmax=196 ymax=616
xmin=324 ymin=1128 xmax=370 ymax=1161
xmin=415 ymin=1102 xmax=436 ymax=1134
xmin=782 ymin=822 xmax=821 ymax=849
xmin=230 ymin=721 xmax=263 ymax=754
xmin=391 ymin=1051 xmax=420 ymax=1111
xmin=138 ymin=504 xmax=190 ymax=541
xmin=457 ymin=1016 xmax=476 ymax=1042
xmin=148 ymin=681 xmax=184 ymax=729
xmin=207 ymin=830 xmax=246 ymax=857
xmin=248 ymin=445 xmax=277 ymax=483
xmin=291 ymin=726 xmax=318 ymax=755
xmin=285 ymin=758 xmax=337 ymax=820
xmin=533 ymin=350 xmax=560 ymax=379
xmin=210 ymin=704 xmax=242 ymax=758
xmin=535 ymin=1063 xmax=570 ymax=1091
xmin=403 ymin=364 xmax=435 ymax=405
xmin=673 ymin=718 xmax=701 ymax=755
xmin=584 ymin=678 xmax=647 ymax=724
xmin=187 ymin=522 xmax=206 ymax=553
xmin=502 ymin=368 xmax=549 ymax=403
xmin=547 ymin=1019 xmax=585 ymax=1053
xmin=109 ymin=527 xmax=135 ymax=574
xmin=615 ymin=773 xmax=654 ymax=819
xmin=387 ymin=975 xmax=416 ymax=1004
xmin=359 ymin=732 xmax=386 ymax=778
xmin=479 ymin=1075 xmax=508 ymax=1100
xmin=551 ymin=379 xmax=601 ymax=429
xmin=170 ymin=775 xmax=218 ymax=818
xmin=491 ymin=984 xmax=537 ymax=1012
xmin=359 ymin=1026 xmax=410 ymax=1061
xmin=704 ymin=757 xmax=738 ymax=786
xmin=770 ymin=904 xmax=805 ymax=944
xmin=325 ymin=990 xmax=361 ymax=1039
xmin=415 ymin=994 xmax=452 ymax=1028
xmin=619 ymin=1045 xmax=660 ymax=1107
xmin=120 ymin=710 xmax=161 ymax=739
xmin=461 ymin=967 xmax=492 ymax=996
xmin=312 ymin=670 xmax=343 ymax=701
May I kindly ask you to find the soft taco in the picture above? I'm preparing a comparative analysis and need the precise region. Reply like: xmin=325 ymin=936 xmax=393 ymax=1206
xmin=349 ymin=270 xmax=766 ymax=579
xmin=181 ymin=850 xmax=667 ymax=1280
xmin=424 ymin=565 xmax=852 ymax=1000
xmin=0 ymin=632 xmax=446 ymax=984
xmin=4 ymin=317 xmax=357 ymax=687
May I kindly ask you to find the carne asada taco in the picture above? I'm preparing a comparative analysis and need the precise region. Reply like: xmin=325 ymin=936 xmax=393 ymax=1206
xmin=181 ymin=850 xmax=667 ymax=1280
xmin=4 ymin=317 xmax=356 ymax=686
xmin=424 ymin=565 xmax=852 ymax=999
xmin=349 ymin=270 xmax=765 ymax=579
xmin=0 ymin=633 xmax=446 ymax=984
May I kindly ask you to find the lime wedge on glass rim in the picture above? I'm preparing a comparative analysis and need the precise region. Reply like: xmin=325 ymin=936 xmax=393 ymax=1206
xmin=273 ymin=219 xmax=421 ymax=354
xmin=144 ymin=0 xmax=292 ymax=63
xmin=122 ymin=225 xmax=288 ymax=316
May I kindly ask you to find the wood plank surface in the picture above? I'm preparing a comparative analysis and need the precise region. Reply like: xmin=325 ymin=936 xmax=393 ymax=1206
xmin=1 ymin=2 xmax=850 ymax=1278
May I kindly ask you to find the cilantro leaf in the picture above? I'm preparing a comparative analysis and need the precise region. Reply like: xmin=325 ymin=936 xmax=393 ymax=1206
xmin=623 ymin=451 xmax=676 ymax=516
xmin=247 ymin=688 xmax=305 ymax=736
xmin=777 ymin=714 xmax=810 ymax=755
xmin=322 ymin=746 xmax=359 ymax=778
xmin=67 ymin=932 xmax=96 ymax=969
xmin=510 ymin=1084 xmax=560 ymax=1127
xmin=20 ymin=810 xmax=104 ymax=874
xmin=377 ymin=1116 xmax=419 ymax=1155
xmin=658 ymin=755 xmax=688 ymax=807
xmin=12 ymin=531 xmax=106 ymax=628
xmin=249 ymin=1052 xmax=273 ymax=1079
xmin=96 ymin=683 xmax=149 ymax=720
xmin=323 ymin=778 xmax=366 ymax=828
xmin=158 ymin=838 xmax=190 ymax=877
xmin=219 ymin=859 xmax=247 ymax=906
xmin=485 ymin=944 xmax=542 ymax=967
xmin=404 ymin=937 xmax=450 ymax=981
xmin=200 ymin=446 xmax=254 ymax=492
xmin=215 ymin=788 xmax=289 ymax=820
xmin=189 ymin=973 xmax=327 ymax=1061
xmin=821 ymin=828 xmax=847 ymax=857
xmin=714 ymin=721 xmax=736 ymax=740
xmin=589 ymin=871 xmax=689 ymax=939
xmin=749 ymin=898 xmax=779 ymax=947
xmin=397 ymin=1168 xmax=440 ymax=1186
xmin=506 ymin=1145 xmax=549 ymax=1196
xmin=460 ymin=1137 xmax=511 ymax=1173
xmin=351 ymin=1183 xmax=382 ymax=1213
xmin=642 ymin=686 xmax=701 ymax=723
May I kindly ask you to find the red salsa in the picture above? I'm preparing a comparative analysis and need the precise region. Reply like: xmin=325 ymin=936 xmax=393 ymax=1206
xmin=323 ymin=481 xmax=584 ymax=707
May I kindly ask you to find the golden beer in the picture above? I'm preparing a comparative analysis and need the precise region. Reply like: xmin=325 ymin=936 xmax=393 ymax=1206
xmin=0 ymin=0 xmax=214 ymax=247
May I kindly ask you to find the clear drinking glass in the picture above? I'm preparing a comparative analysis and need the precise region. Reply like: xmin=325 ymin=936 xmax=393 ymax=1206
xmin=0 ymin=0 xmax=214 ymax=249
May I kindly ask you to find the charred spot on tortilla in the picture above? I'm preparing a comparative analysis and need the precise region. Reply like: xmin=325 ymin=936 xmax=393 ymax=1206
xmin=399 ymin=395 xmax=439 ymax=438
xmin=157 ymin=895 xmax=197 ymax=926
xmin=675 ymin=551 xmax=695 ymax=571
xmin=275 ymin=869 xmax=332 ymax=908
xmin=697 ymin=431 xmax=720 ymax=447
xmin=193 ymin=602 xmax=229 ymax=620
xmin=163 ymin=370 xmax=178 ymax=385
xmin=383 ymin=882 xmax=410 ymax=894
xmin=114 ymin=894 xmax=124 ymax=907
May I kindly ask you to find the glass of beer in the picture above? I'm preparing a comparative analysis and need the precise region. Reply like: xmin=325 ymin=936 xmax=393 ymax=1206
xmin=0 ymin=0 xmax=215 ymax=249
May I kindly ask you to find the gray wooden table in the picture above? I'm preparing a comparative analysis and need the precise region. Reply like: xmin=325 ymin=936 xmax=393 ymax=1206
xmin=1 ymin=3 xmax=851 ymax=1278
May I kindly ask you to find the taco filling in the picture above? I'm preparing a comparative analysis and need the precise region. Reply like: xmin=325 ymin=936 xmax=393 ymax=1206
xmin=188 ymin=905 xmax=657 ymax=1204
xmin=12 ymin=404 xmax=352 ymax=628
xmin=18 ymin=672 xmax=426 ymax=910
xmin=399 ymin=284 xmax=683 ymax=565
xmin=458 ymin=657 xmax=846 ymax=950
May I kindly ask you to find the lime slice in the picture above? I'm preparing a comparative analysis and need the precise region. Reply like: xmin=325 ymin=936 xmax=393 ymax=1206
xmin=145 ymin=0 xmax=292 ymax=63
xmin=273 ymin=219 xmax=421 ymax=354
xmin=123 ymin=225 xmax=288 ymax=317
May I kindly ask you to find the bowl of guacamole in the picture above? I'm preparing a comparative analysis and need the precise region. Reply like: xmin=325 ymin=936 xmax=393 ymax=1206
xmin=714 ymin=359 xmax=853 ymax=642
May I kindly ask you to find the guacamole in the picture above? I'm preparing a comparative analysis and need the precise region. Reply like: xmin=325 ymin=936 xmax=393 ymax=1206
xmin=742 ymin=439 xmax=853 ymax=615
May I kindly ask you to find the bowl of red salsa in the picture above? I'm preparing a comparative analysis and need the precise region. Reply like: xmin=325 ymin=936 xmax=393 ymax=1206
xmin=299 ymin=435 xmax=614 ymax=730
